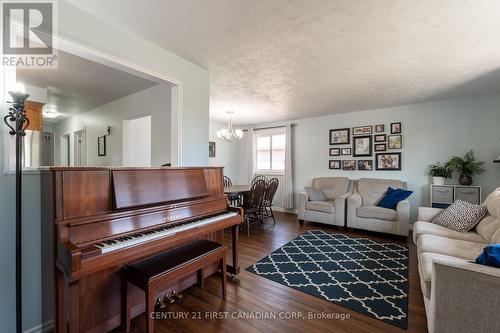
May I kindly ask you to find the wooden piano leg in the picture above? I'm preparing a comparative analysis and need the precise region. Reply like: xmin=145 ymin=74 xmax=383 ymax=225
xmin=221 ymin=249 xmax=227 ymax=300
xmin=121 ymin=277 xmax=131 ymax=332
xmin=55 ymin=268 xmax=67 ymax=333
xmin=226 ymin=224 xmax=240 ymax=275
xmin=68 ymin=280 xmax=80 ymax=333
xmin=146 ymin=287 xmax=156 ymax=333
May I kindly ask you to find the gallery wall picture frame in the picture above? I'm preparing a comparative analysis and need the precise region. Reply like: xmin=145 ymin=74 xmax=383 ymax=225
xmin=375 ymin=152 xmax=402 ymax=170
xmin=388 ymin=135 xmax=402 ymax=149
xmin=353 ymin=135 xmax=372 ymax=157
xmin=352 ymin=125 xmax=373 ymax=136
xmin=330 ymin=128 xmax=350 ymax=145
xmin=329 ymin=160 xmax=341 ymax=169
xmin=341 ymin=148 xmax=351 ymax=155
xmin=391 ymin=122 xmax=402 ymax=134
xmin=375 ymin=124 xmax=385 ymax=132
xmin=374 ymin=134 xmax=386 ymax=142
xmin=374 ymin=143 xmax=387 ymax=152
xmin=342 ymin=160 xmax=356 ymax=170
xmin=209 ymin=141 xmax=216 ymax=157
xmin=329 ymin=148 xmax=340 ymax=156
xmin=357 ymin=159 xmax=373 ymax=171
xmin=98 ymin=135 xmax=106 ymax=157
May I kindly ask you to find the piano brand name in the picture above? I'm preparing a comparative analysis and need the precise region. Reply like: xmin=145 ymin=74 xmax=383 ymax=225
xmin=163 ymin=215 xmax=184 ymax=222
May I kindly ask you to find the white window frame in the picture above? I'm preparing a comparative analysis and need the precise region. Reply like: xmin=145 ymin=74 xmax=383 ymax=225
xmin=254 ymin=127 xmax=286 ymax=175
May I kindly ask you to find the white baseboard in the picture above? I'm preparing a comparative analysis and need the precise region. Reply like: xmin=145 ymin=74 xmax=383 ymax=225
xmin=272 ymin=206 xmax=298 ymax=214
xmin=24 ymin=320 xmax=53 ymax=333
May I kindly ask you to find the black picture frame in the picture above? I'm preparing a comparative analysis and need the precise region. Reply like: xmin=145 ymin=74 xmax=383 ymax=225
xmin=374 ymin=134 xmax=386 ymax=142
xmin=353 ymin=135 xmax=372 ymax=157
xmin=329 ymin=148 xmax=340 ymax=156
xmin=342 ymin=160 xmax=356 ymax=170
xmin=341 ymin=148 xmax=351 ymax=155
xmin=388 ymin=135 xmax=402 ymax=149
xmin=209 ymin=141 xmax=216 ymax=157
xmin=352 ymin=125 xmax=373 ymax=136
xmin=374 ymin=143 xmax=387 ymax=152
xmin=375 ymin=124 xmax=385 ymax=132
xmin=391 ymin=122 xmax=402 ymax=134
xmin=357 ymin=159 xmax=373 ymax=171
xmin=98 ymin=135 xmax=106 ymax=156
xmin=375 ymin=152 xmax=402 ymax=170
xmin=329 ymin=128 xmax=350 ymax=145
xmin=329 ymin=160 xmax=341 ymax=169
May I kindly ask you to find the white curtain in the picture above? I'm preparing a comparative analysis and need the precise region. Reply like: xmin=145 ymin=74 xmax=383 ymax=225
xmin=283 ymin=124 xmax=294 ymax=209
xmin=246 ymin=128 xmax=255 ymax=183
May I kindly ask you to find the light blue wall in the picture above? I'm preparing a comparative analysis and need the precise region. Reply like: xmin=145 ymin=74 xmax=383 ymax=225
xmin=236 ymin=94 xmax=500 ymax=220
xmin=0 ymin=1 xmax=210 ymax=332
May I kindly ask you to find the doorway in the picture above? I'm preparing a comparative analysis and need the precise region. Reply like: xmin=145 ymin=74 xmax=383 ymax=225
xmin=74 ymin=129 xmax=86 ymax=166
xmin=122 ymin=116 xmax=152 ymax=167
xmin=61 ymin=134 xmax=70 ymax=166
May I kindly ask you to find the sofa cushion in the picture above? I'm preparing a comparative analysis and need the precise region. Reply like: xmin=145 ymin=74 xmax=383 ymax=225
xmin=312 ymin=177 xmax=349 ymax=201
xmin=475 ymin=188 xmax=500 ymax=242
xmin=413 ymin=221 xmax=487 ymax=244
xmin=419 ymin=252 xmax=467 ymax=298
xmin=377 ymin=187 xmax=413 ymax=209
xmin=304 ymin=186 xmax=326 ymax=201
xmin=476 ymin=244 xmax=500 ymax=268
xmin=417 ymin=234 xmax=486 ymax=260
xmin=357 ymin=178 xmax=405 ymax=206
xmin=432 ymin=200 xmax=488 ymax=233
xmin=305 ymin=201 xmax=335 ymax=214
xmin=356 ymin=206 xmax=398 ymax=221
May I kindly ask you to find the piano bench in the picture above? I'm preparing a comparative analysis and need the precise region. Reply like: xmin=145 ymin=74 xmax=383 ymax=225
xmin=121 ymin=240 xmax=227 ymax=333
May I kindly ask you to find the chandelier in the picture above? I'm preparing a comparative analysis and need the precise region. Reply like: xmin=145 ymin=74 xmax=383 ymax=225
xmin=216 ymin=111 xmax=243 ymax=142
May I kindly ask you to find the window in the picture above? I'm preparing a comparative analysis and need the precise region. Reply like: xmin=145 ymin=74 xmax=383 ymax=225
xmin=255 ymin=129 xmax=286 ymax=174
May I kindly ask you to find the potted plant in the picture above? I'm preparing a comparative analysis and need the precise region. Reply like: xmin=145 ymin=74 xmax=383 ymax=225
xmin=428 ymin=162 xmax=452 ymax=185
xmin=447 ymin=150 xmax=485 ymax=185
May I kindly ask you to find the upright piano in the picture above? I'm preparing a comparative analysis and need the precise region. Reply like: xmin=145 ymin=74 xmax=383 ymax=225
xmin=42 ymin=167 xmax=243 ymax=333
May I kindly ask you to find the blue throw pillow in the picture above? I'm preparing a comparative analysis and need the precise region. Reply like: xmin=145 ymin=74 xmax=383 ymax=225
xmin=377 ymin=187 xmax=413 ymax=210
xmin=475 ymin=244 xmax=500 ymax=268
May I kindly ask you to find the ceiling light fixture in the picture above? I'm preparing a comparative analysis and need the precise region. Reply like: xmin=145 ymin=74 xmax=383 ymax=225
xmin=216 ymin=110 xmax=243 ymax=142
xmin=42 ymin=109 xmax=61 ymax=119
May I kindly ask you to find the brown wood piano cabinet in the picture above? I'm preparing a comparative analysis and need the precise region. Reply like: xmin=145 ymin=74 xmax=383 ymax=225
xmin=41 ymin=167 xmax=243 ymax=333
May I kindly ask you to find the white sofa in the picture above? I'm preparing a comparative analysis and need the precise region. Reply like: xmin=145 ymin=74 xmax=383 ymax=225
xmin=347 ymin=178 xmax=410 ymax=236
xmin=298 ymin=177 xmax=353 ymax=227
xmin=413 ymin=187 xmax=500 ymax=333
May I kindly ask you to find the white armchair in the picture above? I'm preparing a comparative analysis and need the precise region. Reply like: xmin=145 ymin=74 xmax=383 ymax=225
xmin=298 ymin=177 xmax=353 ymax=227
xmin=347 ymin=178 xmax=409 ymax=236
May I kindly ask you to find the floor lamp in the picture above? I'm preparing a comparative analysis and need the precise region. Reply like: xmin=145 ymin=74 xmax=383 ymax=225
xmin=3 ymin=83 xmax=30 ymax=333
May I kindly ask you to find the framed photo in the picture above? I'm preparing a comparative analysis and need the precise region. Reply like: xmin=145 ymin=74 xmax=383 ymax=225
xmin=353 ymin=135 xmax=372 ymax=157
xmin=376 ymin=153 xmax=401 ymax=170
xmin=353 ymin=125 xmax=372 ymax=136
xmin=391 ymin=122 xmax=402 ymax=134
xmin=329 ymin=160 xmax=341 ymax=169
xmin=374 ymin=143 xmax=387 ymax=152
xmin=374 ymin=134 xmax=386 ymax=142
xmin=375 ymin=124 xmax=385 ymax=132
xmin=98 ymin=135 xmax=106 ymax=156
xmin=342 ymin=160 xmax=356 ymax=170
xmin=209 ymin=141 xmax=216 ymax=157
xmin=329 ymin=148 xmax=340 ymax=156
xmin=341 ymin=148 xmax=351 ymax=155
xmin=388 ymin=135 xmax=402 ymax=149
xmin=329 ymin=128 xmax=350 ymax=145
xmin=357 ymin=159 xmax=373 ymax=171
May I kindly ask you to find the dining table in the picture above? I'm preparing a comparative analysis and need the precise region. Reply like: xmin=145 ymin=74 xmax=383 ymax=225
xmin=224 ymin=184 xmax=251 ymax=195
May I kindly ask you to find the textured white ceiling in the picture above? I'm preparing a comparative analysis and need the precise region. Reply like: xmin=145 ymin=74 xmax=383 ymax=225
xmin=67 ymin=0 xmax=500 ymax=125
xmin=17 ymin=51 xmax=158 ymax=122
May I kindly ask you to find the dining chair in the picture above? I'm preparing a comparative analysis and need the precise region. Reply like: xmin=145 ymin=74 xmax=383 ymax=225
xmin=262 ymin=178 xmax=279 ymax=224
xmin=242 ymin=179 xmax=267 ymax=236
xmin=223 ymin=176 xmax=232 ymax=187
xmin=223 ymin=176 xmax=241 ymax=206
xmin=251 ymin=175 xmax=268 ymax=186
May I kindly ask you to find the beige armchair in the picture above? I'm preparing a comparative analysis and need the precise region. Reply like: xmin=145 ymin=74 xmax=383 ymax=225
xmin=298 ymin=177 xmax=353 ymax=227
xmin=347 ymin=178 xmax=409 ymax=236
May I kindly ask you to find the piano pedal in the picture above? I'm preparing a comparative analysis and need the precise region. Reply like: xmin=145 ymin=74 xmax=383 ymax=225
xmin=163 ymin=293 xmax=175 ymax=305
xmin=171 ymin=290 xmax=183 ymax=302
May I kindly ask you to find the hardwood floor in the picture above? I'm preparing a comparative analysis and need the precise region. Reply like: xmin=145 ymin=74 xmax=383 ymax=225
xmin=124 ymin=212 xmax=428 ymax=333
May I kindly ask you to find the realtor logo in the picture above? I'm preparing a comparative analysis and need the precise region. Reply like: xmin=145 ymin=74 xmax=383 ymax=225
xmin=2 ymin=0 xmax=57 ymax=68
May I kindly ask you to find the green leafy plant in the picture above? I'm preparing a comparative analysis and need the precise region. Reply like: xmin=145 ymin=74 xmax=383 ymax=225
xmin=447 ymin=150 xmax=485 ymax=176
xmin=427 ymin=162 xmax=452 ymax=178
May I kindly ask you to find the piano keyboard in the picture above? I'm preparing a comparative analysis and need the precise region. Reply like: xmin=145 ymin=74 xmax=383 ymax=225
xmin=95 ymin=211 xmax=237 ymax=254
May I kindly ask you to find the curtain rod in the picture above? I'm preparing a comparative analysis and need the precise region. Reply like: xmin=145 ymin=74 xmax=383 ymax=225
xmin=242 ymin=124 xmax=296 ymax=132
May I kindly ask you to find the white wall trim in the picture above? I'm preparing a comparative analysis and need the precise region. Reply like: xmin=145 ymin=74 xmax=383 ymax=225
xmin=272 ymin=206 xmax=298 ymax=214
xmin=23 ymin=320 xmax=53 ymax=333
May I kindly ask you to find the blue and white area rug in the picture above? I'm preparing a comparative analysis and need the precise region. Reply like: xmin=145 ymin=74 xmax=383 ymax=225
xmin=246 ymin=230 xmax=408 ymax=328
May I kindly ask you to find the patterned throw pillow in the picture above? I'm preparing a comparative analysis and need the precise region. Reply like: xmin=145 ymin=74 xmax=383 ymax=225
xmin=305 ymin=187 xmax=326 ymax=201
xmin=432 ymin=200 xmax=488 ymax=233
